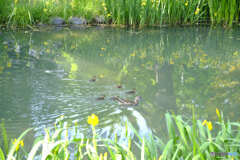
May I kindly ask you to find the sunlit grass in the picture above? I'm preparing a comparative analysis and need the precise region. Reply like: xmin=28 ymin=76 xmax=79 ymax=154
xmin=0 ymin=0 xmax=239 ymax=27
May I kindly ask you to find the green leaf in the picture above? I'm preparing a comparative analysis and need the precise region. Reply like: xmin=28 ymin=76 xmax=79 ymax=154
xmin=0 ymin=147 xmax=5 ymax=160
xmin=7 ymin=128 xmax=32 ymax=160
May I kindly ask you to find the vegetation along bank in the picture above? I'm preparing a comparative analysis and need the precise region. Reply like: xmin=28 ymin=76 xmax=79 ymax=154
xmin=1 ymin=109 xmax=240 ymax=159
xmin=0 ymin=0 xmax=240 ymax=28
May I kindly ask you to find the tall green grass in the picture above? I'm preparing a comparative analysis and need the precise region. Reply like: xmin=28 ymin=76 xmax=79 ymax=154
xmin=0 ymin=0 xmax=240 ymax=27
xmin=4 ymin=0 xmax=103 ymax=27
xmin=1 ymin=109 xmax=239 ymax=160
xmin=103 ymin=0 xmax=238 ymax=26
xmin=207 ymin=0 xmax=240 ymax=26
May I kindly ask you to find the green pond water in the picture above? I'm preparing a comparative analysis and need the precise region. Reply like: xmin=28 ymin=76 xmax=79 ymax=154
xmin=0 ymin=26 xmax=240 ymax=144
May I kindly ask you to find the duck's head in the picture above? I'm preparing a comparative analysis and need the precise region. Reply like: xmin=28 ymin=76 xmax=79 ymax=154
xmin=135 ymin=96 xmax=142 ymax=102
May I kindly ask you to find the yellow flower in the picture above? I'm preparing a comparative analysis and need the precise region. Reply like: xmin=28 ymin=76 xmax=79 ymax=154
xmin=45 ymin=1 xmax=50 ymax=6
xmin=229 ymin=66 xmax=236 ymax=72
xmin=44 ymin=41 xmax=48 ymax=45
xmin=139 ymin=52 xmax=146 ymax=59
xmin=107 ymin=13 xmax=111 ymax=17
xmin=99 ymin=153 xmax=103 ymax=160
xmin=195 ymin=7 xmax=200 ymax=15
xmin=101 ymin=47 xmax=106 ymax=51
xmin=233 ymin=51 xmax=238 ymax=56
xmin=13 ymin=139 xmax=24 ymax=151
xmin=202 ymin=120 xmax=207 ymax=126
xmin=216 ymin=108 xmax=220 ymax=118
xmin=141 ymin=1 xmax=146 ymax=6
xmin=20 ymin=140 xmax=24 ymax=147
xmin=87 ymin=114 xmax=99 ymax=126
xmin=169 ymin=59 xmax=174 ymax=64
xmin=214 ymin=12 xmax=217 ymax=17
xmin=99 ymin=74 xmax=104 ymax=78
xmin=104 ymin=152 xmax=107 ymax=160
xmin=185 ymin=1 xmax=188 ymax=6
xmin=7 ymin=61 xmax=12 ymax=68
xmin=151 ymin=79 xmax=156 ymax=85
xmin=74 ymin=121 xmax=78 ymax=126
xmin=71 ymin=63 xmax=78 ymax=72
xmin=102 ymin=2 xmax=106 ymax=7
xmin=70 ymin=1 xmax=75 ymax=8
xmin=43 ymin=8 xmax=48 ymax=13
xmin=207 ymin=121 xmax=213 ymax=131
xmin=130 ymin=52 xmax=136 ymax=57
xmin=99 ymin=54 xmax=103 ymax=56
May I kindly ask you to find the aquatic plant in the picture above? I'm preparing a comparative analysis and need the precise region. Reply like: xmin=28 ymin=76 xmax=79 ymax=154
xmin=0 ymin=109 xmax=239 ymax=160
xmin=4 ymin=0 xmax=103 ymax=27
xmin=207 ymin=0 xmax=240 ymax=26
xmin=0 ymin=0 xmax=239 ymax=27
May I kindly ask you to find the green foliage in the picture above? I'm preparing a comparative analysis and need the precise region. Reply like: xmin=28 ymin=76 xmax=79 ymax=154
xmin=0 ymin=0 xmax=12 ymax=24
xmin=0 ymin=0 xmax=239 ymax=27
xmin=207 ymin=0 xmax=240 ymax=26
xmin=1 ymin=111 xmax=239 ymax=159
xmin=0 ymin=120 xmax=9 ymax=156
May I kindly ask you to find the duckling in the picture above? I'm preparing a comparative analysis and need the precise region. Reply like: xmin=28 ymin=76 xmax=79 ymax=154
xmin=89 ymin=76 xmax=96 ymax=82
xmin=96 ymin=95 xmax=105 ymax=100
xmin=113 ymin=96 xmax=142 ymax=106
xmin=125 ymin=88 xmax=136 ymax=94
xmin=116 ymin=84 xmax=122 ymax=88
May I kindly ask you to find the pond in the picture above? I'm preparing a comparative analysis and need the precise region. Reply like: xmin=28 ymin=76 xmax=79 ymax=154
xmin=0 ymin=26 xmax=240 ymax=144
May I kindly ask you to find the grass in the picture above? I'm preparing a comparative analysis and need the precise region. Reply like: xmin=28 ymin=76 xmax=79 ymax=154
xmin=0 ymin=0 xmax=239 ymax=27
xmin=0 ymin=109 xmax=240 ymax=160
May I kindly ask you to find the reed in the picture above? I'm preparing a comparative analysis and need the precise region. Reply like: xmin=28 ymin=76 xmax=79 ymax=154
xmin=1 ymin=109 xmax=239 ymax=160
xmin=1 ymin=0 xmax=240 ymax=27
xmin=207 ymin=0 xmax=240 ymax=26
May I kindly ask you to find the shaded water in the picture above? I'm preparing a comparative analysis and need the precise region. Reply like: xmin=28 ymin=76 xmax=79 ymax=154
xmin=0 ymin=26 xmax=240 ymax=143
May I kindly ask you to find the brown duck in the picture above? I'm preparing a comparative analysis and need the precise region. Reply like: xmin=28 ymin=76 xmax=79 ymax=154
xmin=89 ymin=76 xmax=96 ymax=82
xmin=113 ymin=96 xmax=142 ymax=106
xmin=116 ymin=84 xmax=122 ymax=88
xmin=125 ymin=88 xmax=136 ymax=94
xmin=96 ymin=95 xmax=105 ymax=100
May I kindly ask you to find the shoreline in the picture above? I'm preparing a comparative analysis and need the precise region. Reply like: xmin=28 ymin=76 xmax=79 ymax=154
xmin=1 ymin=22 xmax=240 ymax=31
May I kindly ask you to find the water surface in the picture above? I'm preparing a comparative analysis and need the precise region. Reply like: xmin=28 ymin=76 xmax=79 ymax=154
xmin=0 ymin=26 xmax=240 ymax=143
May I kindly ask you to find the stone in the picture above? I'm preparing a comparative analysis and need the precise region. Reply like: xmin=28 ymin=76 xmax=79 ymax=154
xmin=50 ymin=17 xmax=65 ymax=25
xmin=68 ymin=17 xmax=87 ymax=25
xmin=95 ymin=15 xmax=105 ymax=24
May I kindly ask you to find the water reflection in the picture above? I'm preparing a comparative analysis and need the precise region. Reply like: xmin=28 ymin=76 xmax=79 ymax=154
xmin=0 ymin=26 xmax=240 ymax=142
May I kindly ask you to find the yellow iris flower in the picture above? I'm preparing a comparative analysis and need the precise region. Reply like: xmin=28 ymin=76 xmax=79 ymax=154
xmin=87 ymin=114 xmax=99 ymax=127
xmin=195 ymin=8 xmax=200 ymax=15
xmin=13 ymin=139 xmax=24 ymax=151
xmin=216 ymin=108 xmax=220 ymax=118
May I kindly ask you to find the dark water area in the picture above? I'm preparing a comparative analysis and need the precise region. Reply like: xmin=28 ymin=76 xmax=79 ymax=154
xmin=0 ymin=26 xmax=240 ymax=145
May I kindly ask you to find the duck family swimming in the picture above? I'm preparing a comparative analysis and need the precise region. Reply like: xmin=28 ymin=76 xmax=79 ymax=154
xmin=112 ymin=96 xmax=142 ymax=106
xmin=89 ymin=75 xmax=141 ymax=106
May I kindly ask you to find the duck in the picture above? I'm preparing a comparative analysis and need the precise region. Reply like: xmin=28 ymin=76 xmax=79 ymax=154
xmin=116 ymin=84 xmax=122 ymax=88
xmin=89 ymin=76 xmax=96 ymax=82
xmin=125 ymin=88 xmax=136 ymax=94
xmin=96 ymin=95 xmax=105 ymax=100
xmin=113 ymin=96 xmax=142 ymax=106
